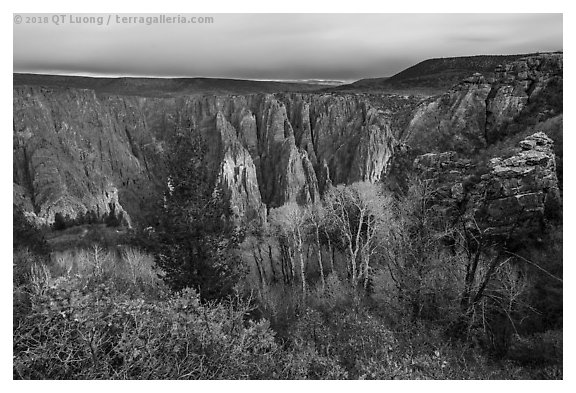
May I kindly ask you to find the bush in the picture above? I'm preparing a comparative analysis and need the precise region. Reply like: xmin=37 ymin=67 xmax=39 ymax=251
xmin=13 ymin=278 xmax=351 ymax=380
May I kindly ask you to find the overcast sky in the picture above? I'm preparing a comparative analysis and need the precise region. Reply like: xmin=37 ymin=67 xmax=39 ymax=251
xmin=13 ymin=13 xmax=562 ymax=82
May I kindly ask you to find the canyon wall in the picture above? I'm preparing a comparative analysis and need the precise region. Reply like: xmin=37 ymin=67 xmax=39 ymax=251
xmin=13 ymin=90 xmax=398 ymax=225
xmin=403 ymin=53 xmax=563 ymax=154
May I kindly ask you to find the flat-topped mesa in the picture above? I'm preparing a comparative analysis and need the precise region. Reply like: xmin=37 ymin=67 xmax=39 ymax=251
xmin=13 ymin=87 xmax=399 ymax=226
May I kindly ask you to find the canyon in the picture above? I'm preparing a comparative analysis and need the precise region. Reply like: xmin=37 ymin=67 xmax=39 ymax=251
xmin=13 ymin=53 xmax=563 ymax=238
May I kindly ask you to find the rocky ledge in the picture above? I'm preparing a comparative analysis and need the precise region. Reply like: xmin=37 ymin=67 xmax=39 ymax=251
xmin=477 ymin=132 xmax=561 ymax=236
xmin=413 ymin=131 xmax=561 ymax=238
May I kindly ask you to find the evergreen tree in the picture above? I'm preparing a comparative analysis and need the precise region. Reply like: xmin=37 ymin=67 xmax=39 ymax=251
xmin=13 ymin=205 xmax=49 ymax=256
xmin=53 ymin=212 xmax=67 ymax=231
xmin=151 ymin=133 xmax=245 ymax=301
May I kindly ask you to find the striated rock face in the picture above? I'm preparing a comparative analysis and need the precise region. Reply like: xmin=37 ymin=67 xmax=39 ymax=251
xmin=404 ymin=53 xmax=563 ymax=154
xmin=413 ymin=132 xmax=561 ymax=237
xmin=404 ymin=74 xmax=491 ymax=154
xmin=214 ymin=112 xmax=266 ymax=224
xmin=12 ymin=87 xmax=157 ymax=225
xmin=280 ymin=93 xmax=396 ymax=185
xmin=13 ymin=88 xmax=399 ymax=225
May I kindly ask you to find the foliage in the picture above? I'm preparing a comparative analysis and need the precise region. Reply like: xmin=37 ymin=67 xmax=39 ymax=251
xmin=14 ymin=205 xmax=51 ymax=291
xmin=268 ymin=203 xmax=309 ymax=294
xmin=13 ymin=234 xmax=561 ymax=379
xmin=13 ymin=205 xmax=49 ymax=256
xmin=13 ymin=261 xmax=348 ymax=380
xmin=13 ymin=163 xmax=562 ymax=380
xmin=257 ymin=274 xmax=537 ymax=380
xmin=149 ymin=133 xmax=246 ymax=301
xmin=53 ymin=212 xmax=68 ymax=231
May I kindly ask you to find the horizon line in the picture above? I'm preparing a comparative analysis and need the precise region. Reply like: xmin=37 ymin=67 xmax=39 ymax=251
xmin=13 ymin=71 xmax=356 ymax=84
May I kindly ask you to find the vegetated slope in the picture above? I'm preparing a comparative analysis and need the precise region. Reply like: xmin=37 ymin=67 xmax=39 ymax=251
xmin=333 ymin=53 xmax=555 ymax=95
xmin=13 ymin=73 xmax=330 ymax=97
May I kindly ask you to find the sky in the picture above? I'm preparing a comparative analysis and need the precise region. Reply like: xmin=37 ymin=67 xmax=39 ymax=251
xmin=13 ymin=13 xmax=563 ymax=82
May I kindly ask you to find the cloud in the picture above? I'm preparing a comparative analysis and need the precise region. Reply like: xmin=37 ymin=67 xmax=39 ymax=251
xmin=13 ymin=13 xmax=563 ymax=81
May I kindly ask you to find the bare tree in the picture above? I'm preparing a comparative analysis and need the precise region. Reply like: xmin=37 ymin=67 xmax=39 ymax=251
xmin=307 ymin=203 xmax=326 ymax=291
xmin=323 ymin=182 xmax=387 ymax=290
xmin=382 ymin=178 xmax=500 ymax=326
xmin=380 ymin=176 xmax=531 ymax=353
xmin=269 ymin=203 xmax=308 ymax=299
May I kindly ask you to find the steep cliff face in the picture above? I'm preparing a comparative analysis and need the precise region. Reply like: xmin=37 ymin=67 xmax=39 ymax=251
xmin=404 ymin=53 xmax=563 ymax=154
xmin=214 ymin=112 xmax=266 ymax=224
xmin=486 ymin=54 xmax=563 ymax=143
xmin=13 ymin=87 xmax=157 ymax=225
xmin=405 ymin=74 xmax=491 ymax=154
xmin=13 ymin=88 xmax=398 ymax=225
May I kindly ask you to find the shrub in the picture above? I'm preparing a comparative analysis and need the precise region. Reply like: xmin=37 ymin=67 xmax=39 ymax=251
xmin=122 ymin=247 xmax=160 ymax=287
xmin=13 ymin=278 xmax=352 ymax=380
xmin=14 ymin=248 xmax=43 ymax=287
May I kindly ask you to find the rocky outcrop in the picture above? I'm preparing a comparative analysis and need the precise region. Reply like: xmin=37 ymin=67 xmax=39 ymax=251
xmin=412 ymin=151 xmax=472 ymax=217
xmin=475 ymin=132 xmax=561 ymax=236
xmin=13 ymin=88 xmax=399 ymax=226
xmin=404 ymin=53 xmax=563 ymax=154
xmin=413 ymin=132 xmax=561 ymax=237
xmin=485 ymin=54 xmax=563 ymax=142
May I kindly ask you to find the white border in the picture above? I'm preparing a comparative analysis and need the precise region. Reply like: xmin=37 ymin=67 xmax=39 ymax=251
xmin=3 ymin=1 xmax=572 ymax=391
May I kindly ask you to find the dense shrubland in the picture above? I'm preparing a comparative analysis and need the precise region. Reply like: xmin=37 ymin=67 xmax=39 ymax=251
xmin=13 ymin=134 xmax=562 ymax=380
